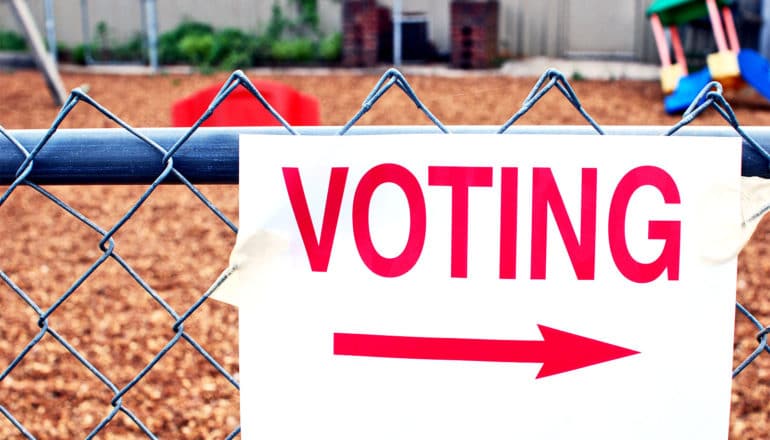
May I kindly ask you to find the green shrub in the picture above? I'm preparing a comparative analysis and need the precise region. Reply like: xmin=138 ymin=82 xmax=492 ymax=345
xmin=153 ymin=7 xmax=341 ymax=69
xmin=211 ymin=28 xmax=268 ymax=68
xmin=159 ymin=20 xmax=214 ymax=64
xmin=292 ymin=0 xmax=320 ymax=38
xmin=271 ymin=38 xmax=315 ymax=63
xmin=318 ymin=32 xmax=342 ymax=62
xmin=94 ymin=20 xmax=110 ymax=51
xmin=55 ymin=42 xmax=69 ymax=55
xmin=571 ymin=70 xmax=586 ymax=81
xmin=219 ymin=51 xmax=253 ymax=71
xmin=111 ymin=33 xmax=145 ymax=62
xmin=265 ymin=3 xmax=290 ymax=41
xmin=71 ymin=44 xmax=89 ymax=64
xmin=0 ymin=4 xmax=340 ymax=68
xmin=0 ymin=30 xmax=26 ymax=51
xmin=178 ymin=33 xmax=215 ymax=66
xmin=71 ymin=21 xmax=146 ymax=63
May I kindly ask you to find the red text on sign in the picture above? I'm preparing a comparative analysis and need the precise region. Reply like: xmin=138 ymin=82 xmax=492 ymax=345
xmin=282 ymin=165 xmax=680 ymax=282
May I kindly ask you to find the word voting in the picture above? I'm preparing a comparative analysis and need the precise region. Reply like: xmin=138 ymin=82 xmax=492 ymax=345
xmin=282 ymin=164 xmax=681 ymax=283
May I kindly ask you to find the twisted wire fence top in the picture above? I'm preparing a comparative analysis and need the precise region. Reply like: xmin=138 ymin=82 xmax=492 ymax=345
xmin=0 ymin=67 xmax=769 ymax=438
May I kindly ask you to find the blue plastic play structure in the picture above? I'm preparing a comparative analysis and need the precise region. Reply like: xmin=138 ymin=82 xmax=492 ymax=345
xmin=738 ymin=49 xmax=770 ymax=100
xmin=665 ymin=49 xmax=770 ymax=113
xmin=664 ymin=67 xmax=712 ymax=113
xmin=648 ymin=0 xmax=770 ymax=114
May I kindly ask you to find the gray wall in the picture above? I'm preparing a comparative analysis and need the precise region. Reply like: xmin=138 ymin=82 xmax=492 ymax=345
xmin=0 ymin=0 xmax=342 ymax=45
xmin=0 ymin=0 xmax=659 ymax=62
xmin=500 ymin=0 xmax=657 ymax=61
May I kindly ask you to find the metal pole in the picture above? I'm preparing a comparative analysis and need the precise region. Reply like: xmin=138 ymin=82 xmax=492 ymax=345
xmin=8 ymin=0 xmax=67 ymax=106
xmin=2 ymin=125 xmax=770 ymax=184
xmin=43 ymin=0 xmax=57 ymax=65
xmin=393 ymin=0 xmax=402 ymax=66
xmin=144 ymin=0 xmax=159 ymax=72
xmin=80 ymin=0 xmax=93 ymax=64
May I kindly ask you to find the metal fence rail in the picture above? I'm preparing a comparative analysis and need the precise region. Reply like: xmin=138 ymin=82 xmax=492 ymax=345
xmin=1 ymin=68 xmax=770 ymax=438
xmin=4 ymin=124 xmax=770 ymax=184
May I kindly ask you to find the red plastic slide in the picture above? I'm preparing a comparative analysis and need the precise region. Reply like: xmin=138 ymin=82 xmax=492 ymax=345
xmin=172 ymin=79 xmax=320 ymax=127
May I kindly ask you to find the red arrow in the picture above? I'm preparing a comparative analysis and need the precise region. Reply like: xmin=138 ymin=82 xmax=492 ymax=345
xmin=334 ymin=325 xmax=639 ymax=378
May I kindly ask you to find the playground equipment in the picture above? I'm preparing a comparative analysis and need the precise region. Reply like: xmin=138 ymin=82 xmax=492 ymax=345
xmin=4 ymin=0 xmax=66 ymax=105
xmin=171 ymin=80 xmax=321 ymax=127
xmin=648 ymin=0 xmax=770 ymax=113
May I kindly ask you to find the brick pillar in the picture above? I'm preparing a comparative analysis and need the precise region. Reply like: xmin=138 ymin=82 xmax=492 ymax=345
xmin=451 ymin=0 xmax=499 ymax=69
xmin=343 ymin=0 xmax=380 ymax=67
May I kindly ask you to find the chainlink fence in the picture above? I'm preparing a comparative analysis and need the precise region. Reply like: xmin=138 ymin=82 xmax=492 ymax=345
xmin=1 ymin=67 xmax=770 ymax=438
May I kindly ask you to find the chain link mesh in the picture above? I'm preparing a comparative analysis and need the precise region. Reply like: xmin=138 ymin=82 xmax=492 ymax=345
xmin=1 ymin=68 xmax=768 ymax=438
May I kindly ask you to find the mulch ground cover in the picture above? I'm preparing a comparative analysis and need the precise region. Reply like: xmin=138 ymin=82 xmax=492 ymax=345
xmin=2 ymin=67 xmax=770 ymax=438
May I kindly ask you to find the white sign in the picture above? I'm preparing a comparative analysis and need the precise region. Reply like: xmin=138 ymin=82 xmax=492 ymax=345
xmin=236 ymin=134 xmax=739 ymax=439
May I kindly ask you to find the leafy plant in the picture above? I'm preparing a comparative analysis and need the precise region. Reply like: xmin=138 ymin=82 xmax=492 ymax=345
xmin=318 ymin=32 xmax=342 ymax=62
xmin=78 ymin=21 xmax=145 ymax=63
xmin=271 ymin=38 xmax=315 ymax=62
xmin=0 ymin=30 xmax=27 ymax=51
xmin=178 ymin=33 xmax=215 ymax=66
xmin=265 ymin=3 xmax=290 ymax=42
xmin=158 ymin=20 xmax=214 ymax=64
xmin=95 ymin=20 xmax=110 ymax=51
xmin=1 ymin=3 xmax=337 ymax=68
xmin=71 ymin=44 xmax=88 ymax=64
xmin=571 ymin=70 xmax=586 ymax=81
xmin=111 ymin=33 xmax=145 ymax=61
xmin=291 ymin=0 xmax=319 ymax=35
xmin=148 ymin=4 xmax=340 ymax=70
xmin=210 ymin=28 xmax=267 ymax=68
